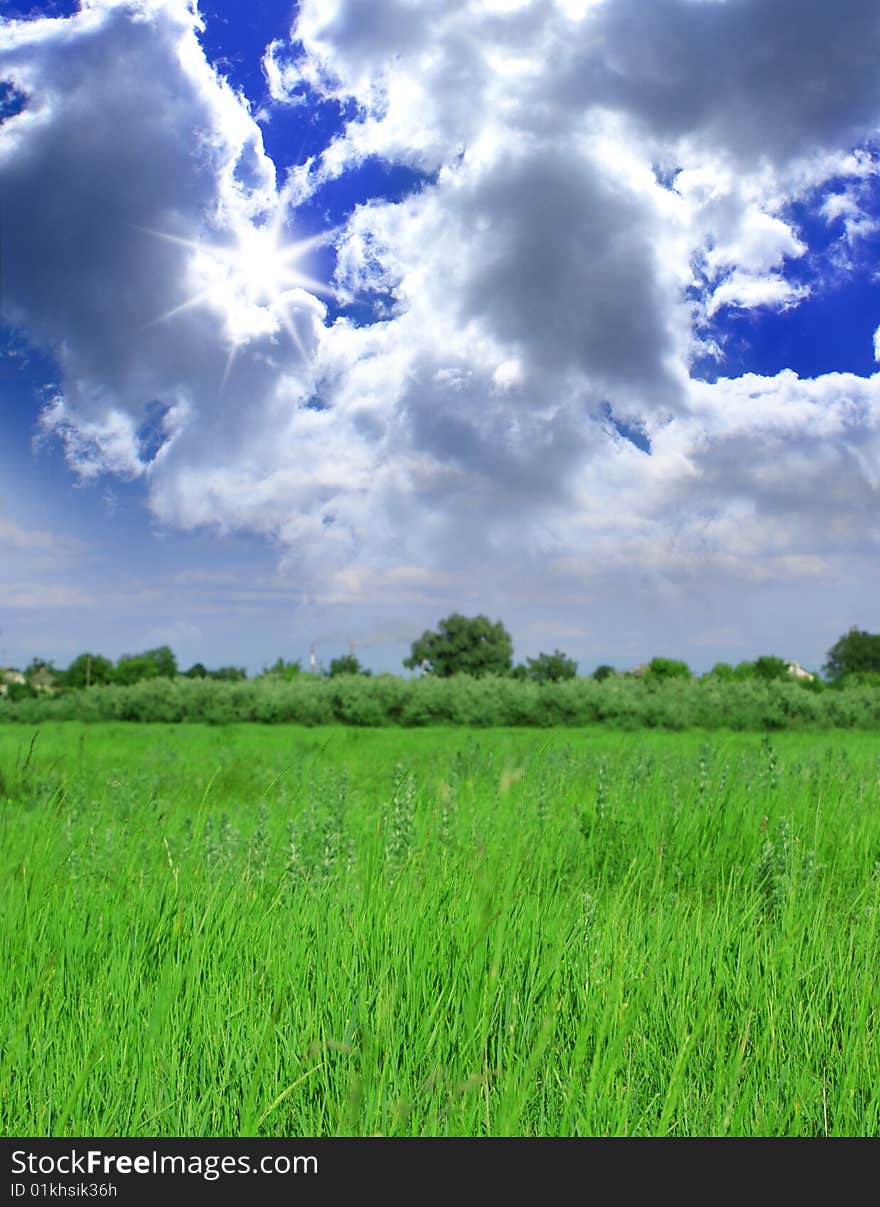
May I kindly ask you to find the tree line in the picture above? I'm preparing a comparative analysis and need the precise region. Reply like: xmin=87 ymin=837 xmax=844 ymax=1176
xmin=4 ymin=616 xmax=879 ymax=703
xmin=403 ymin=615 xmax=880 ymax=688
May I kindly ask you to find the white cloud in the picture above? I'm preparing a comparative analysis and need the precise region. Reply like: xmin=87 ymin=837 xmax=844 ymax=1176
xmin=819 ymin=169 xmax=880 ymax=248
xmin=3 ymin=0 xmax=880 ymax=666
xmin=705 ymin=211 xmax=806 ymax=279
xmin=706 ymin=273 xmax=810 ymax=315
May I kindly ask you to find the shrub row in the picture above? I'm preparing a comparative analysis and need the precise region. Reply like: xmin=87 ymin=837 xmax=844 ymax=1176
xmin=1 ymin=673 xmax=879 ymax=728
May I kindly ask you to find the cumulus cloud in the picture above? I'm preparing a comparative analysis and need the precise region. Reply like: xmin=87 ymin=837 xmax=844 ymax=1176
xmin=563 ymin=0 xmax=880 ymax=165
xmin=2 ymin=0 xmax=880 ymax=636
xmin=2 ymin=0 xmax=325 ymax=470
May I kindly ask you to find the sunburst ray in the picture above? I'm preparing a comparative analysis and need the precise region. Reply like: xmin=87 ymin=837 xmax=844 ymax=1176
xmin=136 ymin=216 xmax=338 ymax=348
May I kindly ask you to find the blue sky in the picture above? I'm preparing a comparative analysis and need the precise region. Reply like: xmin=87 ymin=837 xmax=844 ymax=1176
xmin=1 ymin=0 xmax=879 ymax=677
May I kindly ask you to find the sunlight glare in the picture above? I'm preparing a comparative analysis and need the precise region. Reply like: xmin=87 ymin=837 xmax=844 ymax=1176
xmin=141 ymin=215 xmax=336 ymax=365
xmin=220 ymin=223 xmax=331 ymax=309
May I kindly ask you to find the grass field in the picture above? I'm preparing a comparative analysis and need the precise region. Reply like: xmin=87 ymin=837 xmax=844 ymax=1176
xmin=2 ymin=723 xmax=879 ymax=1136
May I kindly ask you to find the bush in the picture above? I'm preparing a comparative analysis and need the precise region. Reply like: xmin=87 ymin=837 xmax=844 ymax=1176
xmin=113 ymin=679 xmax=184 ymax=723
xmin=6 ymin=681 xmax=37 ymax=703
xmin=329 ymin=676 xmax=386 ymax=725
xmin=2 ymin=672 xmax=880 ymax=730
xmin=834 ymin=671 xmax=880 ymax=690
xmin=260 ymin=658 xmax=302 ymax=682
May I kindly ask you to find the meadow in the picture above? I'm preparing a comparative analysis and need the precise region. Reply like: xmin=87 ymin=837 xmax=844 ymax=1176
xmin=1 ymin=722 xmax=879 ymax=1136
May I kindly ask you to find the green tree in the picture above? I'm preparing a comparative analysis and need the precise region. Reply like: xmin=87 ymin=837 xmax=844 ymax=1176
xmin=646 ymin=657 xmax=692 ymax=681
xmin=525 ymin=649 xmax=577 ymax=683
xmin=209 ymin=666 xmax=247 ymax=681
xmin=329 ymin=654 xmax=370 ymax=677
xmin=184 ymin=662 xmax=208 ymax=678
xmin=732 ymin=660 xmax=760 ymax=680
xmin=146 ymin=645 xmax=178 ymax=678
xmin=114 ymin=656 xmax=156 ymax=686
xmin=404 ymin=613 xmax=513 ymax=678
xmin=706 ymin=662 xmax=735 ymax=681
xmin=591 ymin=664 xmax=616 ymax=682
xmin=61 ymin=653 xmax=115 ymax=688
xmin=752 ymin=655 xmax=790 ymax=682
xmin=824 ymin=628 xmax=880 ymax=683
xmin=115 ymin=645 xmax=177 ymax=686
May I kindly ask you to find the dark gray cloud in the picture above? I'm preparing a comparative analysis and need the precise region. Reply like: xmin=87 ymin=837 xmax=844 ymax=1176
xmin=454 ymin=147 xmax=684 ymax=402
xmin=571 ymin=0 xmax=880 ymax=164
xmin=3 ymin=7 xmax=233 ymax=407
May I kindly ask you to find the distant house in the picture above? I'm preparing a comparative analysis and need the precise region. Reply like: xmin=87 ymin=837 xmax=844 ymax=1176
xmin=786 ymin=661 xmax=815 ymax=682
xmin=29 ymin=667 xmax=57 ymax=693
xmin=0 ymin=669 xmax=26 ymax=697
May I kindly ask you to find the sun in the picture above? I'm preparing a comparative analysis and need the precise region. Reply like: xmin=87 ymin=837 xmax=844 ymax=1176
xmin=140 ymin=211 xmax=337 ymax=365
xmin=208 ymin=222 xmax=330 ymax=310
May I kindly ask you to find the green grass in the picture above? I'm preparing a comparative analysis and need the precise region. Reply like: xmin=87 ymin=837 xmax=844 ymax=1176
xmin=1 ymin=723 xmax=879 ymax=1136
